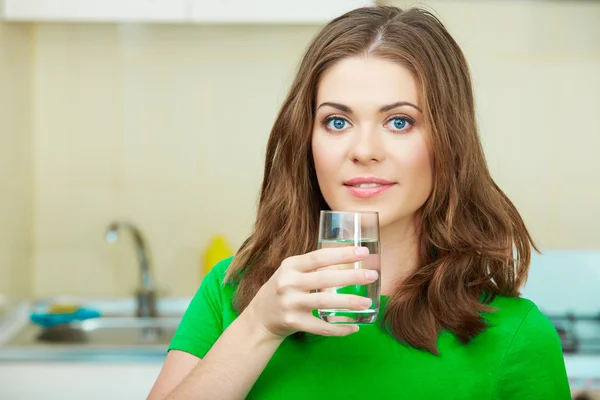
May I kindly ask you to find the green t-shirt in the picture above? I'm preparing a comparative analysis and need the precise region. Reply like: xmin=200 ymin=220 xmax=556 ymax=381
xmin=169 ymin=257 xmax=571 ymax=399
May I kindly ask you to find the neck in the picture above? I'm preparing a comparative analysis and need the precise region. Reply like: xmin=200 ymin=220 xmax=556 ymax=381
xmin=379 ymin=217 xmax=420 ymax=295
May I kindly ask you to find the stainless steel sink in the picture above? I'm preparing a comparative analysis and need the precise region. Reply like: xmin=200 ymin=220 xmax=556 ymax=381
xmin=0 ymin=297 xmax=191 ymax=362
xmin=4 ymin=317 xmax=179 ymax=347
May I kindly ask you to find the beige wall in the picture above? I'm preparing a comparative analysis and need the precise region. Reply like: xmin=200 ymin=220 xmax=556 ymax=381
xmin=31 ymin=24 xmax=321 ymax=297
xmin=30 ymin=1 xmax=600 ymax=297
xmin=384 ymin=0 xmax=600 ymax=248
xmin=0 ymin=22 xmax=32 ymax=298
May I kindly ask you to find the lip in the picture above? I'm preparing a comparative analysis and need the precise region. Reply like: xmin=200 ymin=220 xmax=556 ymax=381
xmin=343 ymin=177 xmax=396 ymax=186
xmin=343 ymin=176 xmax=396 ymax=199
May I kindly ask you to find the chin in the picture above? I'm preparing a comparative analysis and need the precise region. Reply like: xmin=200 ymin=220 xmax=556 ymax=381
xmin=333 ymin=204 xmax=381 ymax=214
xmin=327 ymin=200 xmax=412 ymax=226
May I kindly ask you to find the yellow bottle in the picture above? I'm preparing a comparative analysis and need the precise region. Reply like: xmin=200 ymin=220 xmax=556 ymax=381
xmin=203 ymin=235 xmax=233 ymax=276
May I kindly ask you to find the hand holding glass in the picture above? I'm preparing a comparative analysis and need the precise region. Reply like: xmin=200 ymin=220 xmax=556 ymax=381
xmin=316 ymin=211 xmax=381 ymax=324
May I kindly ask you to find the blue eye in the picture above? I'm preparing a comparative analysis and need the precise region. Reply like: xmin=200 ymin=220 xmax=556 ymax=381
xmin=326 ymin=117 xmax=348 ymax=131
xmin=387 ymin=116 xmax=414 ymax=133
xmin=393 ymin=118 xmax=407 ymax=130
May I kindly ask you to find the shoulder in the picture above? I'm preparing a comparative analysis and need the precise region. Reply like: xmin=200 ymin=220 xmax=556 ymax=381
xmin=485 ymin=296 xmax=555 ymax=338
xmin=474 ymin=296 xmax=563 ymax=370
xmin=483 ymin=296 xmax=559 ymax=348
xmin=486 ymin=295 xmax=538 ymax=325
xmin=197 ymin=256 xmax=238 ymax=303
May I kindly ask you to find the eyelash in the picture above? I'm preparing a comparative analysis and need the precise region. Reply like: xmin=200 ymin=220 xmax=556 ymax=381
xmin=320 ymin=114 xmax=416 ymax=133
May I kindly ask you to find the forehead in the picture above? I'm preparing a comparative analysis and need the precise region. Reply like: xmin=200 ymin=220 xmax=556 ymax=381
xmin=316 ymin=57 xmax=420 ymax=108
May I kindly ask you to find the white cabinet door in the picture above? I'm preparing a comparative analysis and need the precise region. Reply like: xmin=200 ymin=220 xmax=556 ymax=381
xmin=190 ymin=0 xmax=376 ymax=24
xmin=0 ymin=363 xmax=162 ymax=399
xmin=2 ymin=0 xmax=376 ymax=24
xmin=2 ymin=0 xmax=189 ymax=22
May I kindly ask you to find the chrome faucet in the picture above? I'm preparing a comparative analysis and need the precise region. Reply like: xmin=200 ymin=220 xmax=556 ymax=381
xmin=105 ymin=221 xmax=157 ymax=318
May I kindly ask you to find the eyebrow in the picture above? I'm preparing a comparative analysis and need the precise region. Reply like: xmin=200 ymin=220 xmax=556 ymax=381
xmin=316 ymin=101 xmax=422 ymax=113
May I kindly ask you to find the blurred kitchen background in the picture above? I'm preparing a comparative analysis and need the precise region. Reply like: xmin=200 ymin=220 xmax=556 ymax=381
xmin=0 ymin=0 xmax=598 ymax=398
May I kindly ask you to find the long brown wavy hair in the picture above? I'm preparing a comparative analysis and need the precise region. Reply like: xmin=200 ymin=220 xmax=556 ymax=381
xmin=225 ymin=6 xmax=536 ymax=354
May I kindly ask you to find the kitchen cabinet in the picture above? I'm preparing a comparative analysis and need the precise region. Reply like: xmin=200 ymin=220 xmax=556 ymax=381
xmin=189 ymin=0 xmax=376 ymax=24
xmin=1 ymin=0 xmax=375 ymax=24
xmin=1 ymin=0 xmax=189 ymax=23
xmin=0 ymin=362 xmax=162 ymax=399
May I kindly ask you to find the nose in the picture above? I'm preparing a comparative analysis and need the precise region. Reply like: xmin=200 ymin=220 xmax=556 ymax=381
xmin=349 ymin=126 xmax=385 ymax=165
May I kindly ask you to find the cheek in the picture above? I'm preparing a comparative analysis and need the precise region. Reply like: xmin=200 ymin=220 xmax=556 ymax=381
xmin=400 ymin=138 xmax=433 ymax=191
xmin=312 ymin=136 xmax=340 ymax=177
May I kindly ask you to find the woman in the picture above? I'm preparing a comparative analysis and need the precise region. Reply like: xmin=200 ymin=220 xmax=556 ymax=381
xmin=149 ymin=6 xmax=570 ymax=399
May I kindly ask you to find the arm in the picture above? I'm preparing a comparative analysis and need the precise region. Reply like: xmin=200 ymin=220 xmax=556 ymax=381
xmin=147 ymin=247 xmax=376 ymax=399
xmin=492 ymin=305 xmax=571 ymax=400
xmin=146 ymin=351 xmax=200 ymax=400
xmin=147 ymin=310 xmax=283 ymax=400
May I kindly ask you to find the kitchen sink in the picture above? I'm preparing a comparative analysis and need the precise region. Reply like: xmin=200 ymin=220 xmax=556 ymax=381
xmin=4 ymin=317 xmax=179 ymax=347
xmin=0 ymin=297 xmax=190 ymax=362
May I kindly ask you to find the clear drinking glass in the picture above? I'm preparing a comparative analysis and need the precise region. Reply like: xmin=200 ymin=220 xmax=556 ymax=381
xmin=316 ymin=210 xmax=381 ymax=324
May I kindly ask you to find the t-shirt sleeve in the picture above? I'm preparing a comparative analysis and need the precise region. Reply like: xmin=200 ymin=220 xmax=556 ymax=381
xmin=492 ymin=305 xmax=571 ymax=400
xmin=168 ymin=257 xmax=232 ymax=359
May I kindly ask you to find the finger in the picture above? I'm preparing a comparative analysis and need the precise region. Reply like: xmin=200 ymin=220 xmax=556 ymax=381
xmin=299 ymin=316 xmax=360 ymax=337
xmin=297 ymin=292 xmax=373 ymax=311
xmin=286 ymin=246 xmax=370 ymax=273
xmin=297 ymin=268 xmax=378 ymax=291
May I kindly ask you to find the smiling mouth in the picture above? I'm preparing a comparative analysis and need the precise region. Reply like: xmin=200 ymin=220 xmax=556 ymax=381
xmin=347 ymin=183 xmax=386 ymax=188
xmin=343 ymin=179 xmax=396 ymax=199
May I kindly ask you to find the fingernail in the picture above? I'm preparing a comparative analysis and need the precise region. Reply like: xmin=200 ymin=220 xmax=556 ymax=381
xmin=365 ymin=270 xmax=378 ymax=280
xmin=355 ymin=247 xmax=369 ymax=257
xmin=360 ymin=298 xmax=372 ymax=307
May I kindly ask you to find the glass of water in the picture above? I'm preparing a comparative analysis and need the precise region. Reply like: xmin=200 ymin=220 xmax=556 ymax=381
xmin=316 ymin=210 xmax=380 ymax=324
